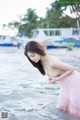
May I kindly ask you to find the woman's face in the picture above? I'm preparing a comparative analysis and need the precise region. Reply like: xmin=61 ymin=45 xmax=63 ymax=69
xmin=27 ymin=52 xmax=41 ymax=63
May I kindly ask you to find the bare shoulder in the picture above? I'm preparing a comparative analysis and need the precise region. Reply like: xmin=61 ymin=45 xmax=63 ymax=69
xmin=48 ymin=54 xmax=61 ymax=64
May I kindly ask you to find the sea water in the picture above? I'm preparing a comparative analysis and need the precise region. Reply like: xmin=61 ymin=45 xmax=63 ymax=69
xmin=0 ymin=47 xmax=80 ymax=120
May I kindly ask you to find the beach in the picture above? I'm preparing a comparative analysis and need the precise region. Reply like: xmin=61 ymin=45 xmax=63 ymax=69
xmin=0 ymin=47 xmax=80 ymax=120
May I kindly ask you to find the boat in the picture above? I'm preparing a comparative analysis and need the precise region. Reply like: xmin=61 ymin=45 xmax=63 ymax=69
xmin=23 ymin=28 xmax=80 ymax=48
xmin=0 ymin=35 xmax=21 ymax=47
xmin=50 ymin=38 xmax=78 ymax=48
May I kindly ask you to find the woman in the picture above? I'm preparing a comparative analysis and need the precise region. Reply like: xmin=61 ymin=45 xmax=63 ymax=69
xmin=24 ymin=40 xmax=80 ymax=117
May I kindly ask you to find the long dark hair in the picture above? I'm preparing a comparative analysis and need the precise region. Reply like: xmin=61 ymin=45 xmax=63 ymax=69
xmin=24 ymin=41 xmax=46 ymax=75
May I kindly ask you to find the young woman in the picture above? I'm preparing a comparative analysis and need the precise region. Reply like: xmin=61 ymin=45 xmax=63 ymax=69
xmin=24 ymin=40 xmax=80 ymax=117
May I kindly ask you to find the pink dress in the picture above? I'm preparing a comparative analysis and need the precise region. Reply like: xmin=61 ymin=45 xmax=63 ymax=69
xmin=56 ymin=70 xmax=80 ymax=117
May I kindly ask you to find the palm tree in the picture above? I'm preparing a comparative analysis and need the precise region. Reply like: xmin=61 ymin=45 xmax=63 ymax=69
xmin=21 ymin=8 xmax=38 ymax=37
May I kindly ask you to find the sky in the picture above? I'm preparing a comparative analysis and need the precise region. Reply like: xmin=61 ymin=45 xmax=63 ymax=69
xmin=0 ymin=0 xmax=53 ymax=35
xmin=0 ymin=0 xmax=77 ymax=36
xmin=0 ymin=0 xmax=53 ymax=26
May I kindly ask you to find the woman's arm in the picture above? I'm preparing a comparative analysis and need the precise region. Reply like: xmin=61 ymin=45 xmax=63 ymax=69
xmin=49 ymin=56 xmax=75 ymax=83
xmin=48 ymin=70 xmax=74 ymax=84
xmin=55 ymin=70 xmax=74 ymax=82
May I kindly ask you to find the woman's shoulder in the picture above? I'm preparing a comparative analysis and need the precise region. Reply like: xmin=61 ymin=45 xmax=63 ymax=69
xmin=47 ymin=54 xmax=60 ymax=62
xmin=47 ymin=54 xmax=63 ymax=68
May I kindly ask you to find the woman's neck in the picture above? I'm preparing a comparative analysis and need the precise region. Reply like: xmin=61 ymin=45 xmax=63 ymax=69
xmin=40 ymin=54 xmax=49 ymax=62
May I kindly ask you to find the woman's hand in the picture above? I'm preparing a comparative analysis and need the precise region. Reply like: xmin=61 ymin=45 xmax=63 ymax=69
xmin=48 ymin=75 xmax=59 ymax=84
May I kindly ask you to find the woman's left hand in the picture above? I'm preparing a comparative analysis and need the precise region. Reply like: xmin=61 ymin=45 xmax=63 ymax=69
xmin=48 ymin=76 xmax=59 ymax=84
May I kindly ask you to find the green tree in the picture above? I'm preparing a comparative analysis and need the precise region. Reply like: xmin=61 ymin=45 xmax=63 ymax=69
xmin=46 ymin=0 xmax=78 ymax=28
xmin=54 ymin=0 xmax=80 ymax=27
xmin=7 ymin=8 xmax=38 ymax=37
xmin=56 ymin=0 xmax=80 ymax=17
xmin=20 ymin=8 xmax=38 ymax=37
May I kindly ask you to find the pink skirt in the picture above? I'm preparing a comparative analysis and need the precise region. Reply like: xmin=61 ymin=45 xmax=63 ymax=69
xmin=56 ymin=70 xmax=80 ymax=117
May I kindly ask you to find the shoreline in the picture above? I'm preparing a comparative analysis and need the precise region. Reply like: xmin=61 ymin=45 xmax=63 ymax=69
xmin=47 ymin=47 xmax=80 ymax=59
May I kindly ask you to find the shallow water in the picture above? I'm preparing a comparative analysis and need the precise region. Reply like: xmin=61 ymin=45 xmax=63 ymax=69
xmin=0 ymin=47 xmax=80 ymax=120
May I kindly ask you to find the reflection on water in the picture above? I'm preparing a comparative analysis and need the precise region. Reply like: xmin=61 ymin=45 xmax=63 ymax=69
xmin=0 ymin=47 xmax=80 ymax=120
